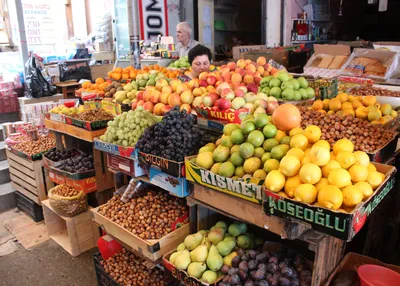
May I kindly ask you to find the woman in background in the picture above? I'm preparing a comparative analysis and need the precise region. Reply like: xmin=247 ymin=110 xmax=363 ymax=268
xmin=179 ymin=45 xmax=212 ymax=82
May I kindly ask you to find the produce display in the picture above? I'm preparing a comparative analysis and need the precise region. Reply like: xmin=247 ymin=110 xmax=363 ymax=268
xmin=349 ymin=85 xmax=400 ymax=98
xmin=299 ymin=107 xmax=396 ymax=152
xmin=49 ymin=104 xmax=85 ymax=115
xmin=103 ymin=81 xmax=125 ymax=99
xmin=311 ymin=93 xmax=398 ymax=124
xmin=73 ymin=109 xmax=114 ymax=122
xmin=260 ymin=73 xmax=315 ymax=101
xmin=48 ymin=184 xmax=88 ymax=217
xmin=100 ymin=109 xmax=159 ymax=147
xmin=100 ymin=248 xmax=166 ymax=286
xmin=44 ymin=148 xmax=81 ymax=162
xmin=79 ymin=77 xmax=111 ymax=96
xmin=168 ymin=56 xmax=190 ymax=69
xmin=136 ymin=107 xmax=212 ymax=162
xmin=168 ymin=221 xmax=263 ymax=283
xmin=97 ymin=190 xmax=188 ymax=240
xmin=107 ymin=64 xmax=180 ymax=81
xmin=264 ymin=125 xmax=386 ymax=212
xmin=12 ymin=136 xmax=56 ymax=155
xmin=220 ymin=246 xmax=312 ymax=286
xmin=58 ymin=153 xmax=94 ymax=173
xmin=194 ymin=105 xmax=301 ymax=180
xmin=51 ymin=184 xmax=81 ymax=197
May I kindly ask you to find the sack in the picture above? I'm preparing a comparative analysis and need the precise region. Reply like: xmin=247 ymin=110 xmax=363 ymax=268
xmin=25 ymin=55 xmax=55 ymax=98
xmin=48 ymin=185 xmax=88 ymax=217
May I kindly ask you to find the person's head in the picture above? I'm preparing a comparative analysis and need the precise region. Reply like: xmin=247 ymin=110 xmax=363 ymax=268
xmin=188 ymin=45 xmax=212 ymax=78
xmin=176 ymin=22 xmax=192 ymax=45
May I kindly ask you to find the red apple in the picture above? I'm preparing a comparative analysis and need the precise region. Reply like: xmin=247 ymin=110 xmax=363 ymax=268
xmin=234 ymin=89 xmax=245 ymax=97
xmin=218 ymin=98 xmax=232 ymax=110
xmin=247 ymin=83 xmax=258 ymax=93
xmin=199 ymin=79 xmax=208 ymax=87
xmin=202 ymin=94 xmax=215 ymax=107
xmin=208 ymin=92 xmax=219 ymax=102
xmin=136 ymin=91 xmax=144 ymax=101
xmin=221 ymin=88 xmax=235 ymax=100
xmin=206 ymin=75 xmax=217 ymax=86
xmin=266 ymin=101 xmax=279 ymax=115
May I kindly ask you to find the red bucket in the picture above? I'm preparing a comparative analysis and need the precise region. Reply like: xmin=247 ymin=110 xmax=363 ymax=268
xmin=358 ymin=264 xmax=400 ymax=286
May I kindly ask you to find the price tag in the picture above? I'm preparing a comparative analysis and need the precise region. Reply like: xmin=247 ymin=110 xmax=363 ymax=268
xmin=118 ymin=163 xmax=131 ymax=173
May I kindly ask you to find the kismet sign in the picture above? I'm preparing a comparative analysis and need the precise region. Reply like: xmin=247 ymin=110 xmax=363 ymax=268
xmin=138 ymin=0 xmax=169 ymax=40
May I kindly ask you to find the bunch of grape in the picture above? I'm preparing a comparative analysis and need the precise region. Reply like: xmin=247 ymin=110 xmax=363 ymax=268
xmin=136 ymin=107 xmax=212 ymax=161
xmin=100 ymin=109 xmax=159 ymax=147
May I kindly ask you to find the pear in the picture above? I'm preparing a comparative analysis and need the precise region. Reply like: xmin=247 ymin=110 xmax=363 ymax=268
xmin=200 ymin=270 xmax=218 ymax=284
xmin=184 ymin=232 xmax=203 ymax=250
xmin=223 ymin=251 xmax=238 ymax=267
xmin=176 ymin=242 xmax=186 ymax=252
xmin=224 ymin=236 xmax=236 ymax=243
xmin=206 ymin=245 xmax=223 ymax=271
xmin=174 ymin=250 xmax=191 ymax=270
xmin=207 ymin=227 xmax=225 ymax=245
xmin=187 ymin=262 xmax=207 ymax=279
xmin=198 ymin=230 xmax=209 ymax=236
xmin=190 ymin=244 xmax=208 ymax=262
xmin=228 ymin=222 xmax=247 ymax=237
xmin=216 ymin=240 xmax=236 ymax=256
xmin=214 ymin=221 xmax=228 ymax=231
xmin=237 ymin=234 xmax=254 ymax=249
xmin=170 ymin=250 xmax=182 ymax=265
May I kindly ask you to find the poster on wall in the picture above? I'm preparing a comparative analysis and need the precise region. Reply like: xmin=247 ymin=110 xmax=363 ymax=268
xmin=138 ymin=0 xmax=169 ymax=40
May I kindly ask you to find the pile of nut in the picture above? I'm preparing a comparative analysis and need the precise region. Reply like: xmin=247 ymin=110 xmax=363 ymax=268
xmin=299 ymin=107 xmax=397 ymax=152
xmin=100 ymin=248 xmax=166 ymax=286
xmin=74 ymin=109 xmax=114 ymax=122
xmin=97 ymin=190 xmax=188 ymax=240
xmin=350 ymin=86 xmax=400 ymax=98
xmin=12 ymin=136 xmax=56 ymax=155
xmin=51 ymin=185 xmax=80 ymax=197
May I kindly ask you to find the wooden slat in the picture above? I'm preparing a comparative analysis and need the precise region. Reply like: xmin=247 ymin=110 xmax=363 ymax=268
xmin=9 ymin=167 xmax=37 ymax=187
xmin=6 ymin=150 xmax=34 ymax=170
xmin=8 ymin=159 xmax=35 ymax=179
xmin=11 ymin=182 xmax=40 ymax=204
xmin=10 ymin=174 xmax=37 ymax=195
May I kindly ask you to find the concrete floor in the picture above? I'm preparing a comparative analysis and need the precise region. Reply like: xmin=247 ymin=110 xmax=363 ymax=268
xmin=0 ymin=209 xmax=98 ymax=286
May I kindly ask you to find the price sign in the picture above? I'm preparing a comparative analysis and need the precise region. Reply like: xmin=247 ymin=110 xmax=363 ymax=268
xmin=26 ymin=21 xmax=41 ymax=44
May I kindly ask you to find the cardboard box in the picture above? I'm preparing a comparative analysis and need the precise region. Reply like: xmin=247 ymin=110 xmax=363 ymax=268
xmin=138 ymin=151 xmax=185 ymax=178
xmin=91 ymin=64 xmax=114 ymax=80
xmin=242 ymin=49 xmax=289 ymax=67
xmin=185 ymin=156 xmax=264 ymax=204
xmin=93 ymin=138 xmax=137 ymax=159
xmin=65 ymin=116 xmax=111 ymax=131
xmin=263 ymin=163 xmax=396 ymax=241
xmin=196 ymin=117 xmax=224 ymax=134
xmin=48 ymin=169 xmax=97 ymax=193
xmin=149 ymin=167 xmax=190 ymax=198
xmin=373 ymin=42 xmax=400 ymax=53
xmin=194 ymin=106 xmax=251 ymax=124
xmin=106 ymin=153 xmax=145 ymax=177
xmin=232 ymin=45 xmax=268 ymax=60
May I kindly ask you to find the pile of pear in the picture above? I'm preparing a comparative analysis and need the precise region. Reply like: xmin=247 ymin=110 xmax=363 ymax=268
xmin=169 ymin=221 xmax=263 ymax=284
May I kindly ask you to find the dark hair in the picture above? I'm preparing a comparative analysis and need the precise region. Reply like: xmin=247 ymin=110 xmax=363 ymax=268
xmin=188 ymin=44 xmax=212 ymax=65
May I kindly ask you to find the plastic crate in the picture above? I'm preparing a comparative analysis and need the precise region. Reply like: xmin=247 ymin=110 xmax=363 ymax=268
xmin=93 ymin=253 xmax=119 ymax=286
xmin=15 ymin=191 xmax=44 ymax=222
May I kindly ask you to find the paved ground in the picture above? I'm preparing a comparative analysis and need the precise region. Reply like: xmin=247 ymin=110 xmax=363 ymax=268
xmin=0 ymin=209 xmax=98 ymax=286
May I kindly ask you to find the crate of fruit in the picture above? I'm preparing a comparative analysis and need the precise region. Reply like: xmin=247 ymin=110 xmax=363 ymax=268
xmin=43 ymin=148 xmax=82 ymax=168
xmin=93 ymin=138 xmax=137 ymax=159
xmin=194 ymin=106 xmax=251 ymax=124
xmin=65 ymin=109 xmax=114 ymax=131
xmin=48 ymin=153 xmax=96 ymax=180
xmin=10 ymin=136 xmax=56 ymax=161
xmin=91 ymin=190 xmax=190 ymax=262
xmin=138 ymin=151 xmax=185 ymax=178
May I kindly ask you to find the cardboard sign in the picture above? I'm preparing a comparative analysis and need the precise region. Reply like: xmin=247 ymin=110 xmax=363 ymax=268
xmin=194 ymin=106 xmax=251 ymax=124
xmin=138 ymin=0 xmax=169 ymax=40
xmin=138 ymin=151 xmax=184 ymax=177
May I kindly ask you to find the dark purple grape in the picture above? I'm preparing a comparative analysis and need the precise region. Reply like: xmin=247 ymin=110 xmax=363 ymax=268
xmin=242 ymin=254 xmax=250 ymax=261
xmin=228 ymin=267 xmax=240 ymax=276
xmin=278 ymin=262 xmax=286 ymax=271
xmin=219 ymin=283 xmax=229 ymax=286
xmin=248 ymin=250 xmax=258 ymax=259
xmin=232 ymin=256 xmax=241 ymax=268
xmin=292 ymin=278 xmax=300 ymax=286
xmin=278 ymin=277 xmax=291 ymax=286
xmin=250 ymin=270 xmax=257 ymax=280
xmin=256 ymin=253 xmax=268 ymax=263
xmin=237 ymin=248 xmax=245 ymax=257
xmin=222 ymin=275 xmax=230 ymax=283
xmin=239 ymin=261 xmax=249 ymax=272
xmin=267 ymin=275 xmax=278 ymax=286
xmin=259 ymin=280 xmax=270 ymax=286
xmin=281 ymin=267 xmax=296 ymax=278
xmin=221 ymin=264 xmax=230 ymax=275
xmin=267 ymin=263 xmax=278 ymax=274
xmin=248 ymin=260 xmax=258 ymax=270
xmin=269 ymin=256 xmax=279 ymax=264
xmin=258 ymin=263 xmax=267 ymax=271
xmin=239 ymin=269 xmax=248 ymax=281
xmin=229 ymin=274 xmax=241 ymax=285
xmin=254 ymin=269 xmax=266 ymax=281
xmin=244 ymin=280 xmax=255 ymax=286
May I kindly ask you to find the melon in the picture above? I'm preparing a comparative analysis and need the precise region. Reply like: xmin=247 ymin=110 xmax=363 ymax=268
xmin=272 ymin=103 xmax=301 ymax=131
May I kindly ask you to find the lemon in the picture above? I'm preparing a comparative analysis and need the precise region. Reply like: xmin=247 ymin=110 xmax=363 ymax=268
xmin=312 ymin=140 xmax=331 ymax=150
xmin=264 ymin=159 xmax=280 ymax=173
xmin=315 ymin=178 xmax=329 ymax=193
xmin=318 ymin=185 xmax=343 ymax=210
xmin=274 ymin=130 xmax=287 ymax=143
xmin=304 ymin=125 xmax=322 ymax=143
xmin=301 ymin=155 xmax=312 ymax=165
xmin=333 ymin=138 xmax=354 ymax=155
xmin=264 ymin=170 xmax=285 ymax=192
xmin=210 ymin=163 xmax=222 ymax=174
xmin=278 ymin=191 xmax=289 ymax=198
xmin=294 ymin=184 xmax=318 ymax=204
xmin=328 ymin=169 xmax=351 ymax=188
xmin=342 ymin=185 xmax=363 ymax=207
xmin=321 ymin=160 xmax=341 ymax=178
xmin=299 ymin=163 xmax=322 ymax=184
xmin=367 ymin=171 xmax=384 ymax=189
xmin=279 ymin=155 xmax=301 ymax=177
xmin=348 ymin=164 xmax=368 ymax=183
xmin=196 ymin=152 xmax=214 ymax=169
xmin=286 ymin=148 xmax=305 ymax=162
xmin=354 ymin=151 xmax=370 ymax=167
xmin=253 ymin=169 xmax=267 ymax=179
xmin=309 ymin=145 xmax=331 ymax=166
xmin=336 ymin=151 xmax=356 ymax=169
xmin=355 ymin=181 xmax=374 ymax=199
xmin=290 ymin=134 xmax=309 ymax=151
xmin=284 ymin=175 xmax=302 ymax=198
xmin=304 ymin=148 xmax=311 ymax=156
xmin=289 ymin=127 xmax=304 ymax=137
xmin=367 ymin=163 xmax=377 ymax=173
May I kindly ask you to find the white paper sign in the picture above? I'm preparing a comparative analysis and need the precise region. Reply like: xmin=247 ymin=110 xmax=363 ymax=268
xmin=138 ymin=0 xmax=169 ymax=40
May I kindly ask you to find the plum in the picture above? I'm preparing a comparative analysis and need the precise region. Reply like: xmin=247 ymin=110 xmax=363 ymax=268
xmin=258 ymin=280 xmax=270 ymax=286
xmin=237 ymin=248 xmax=245 ymax=257
xmin=244 ymin=280 xmax=255 ymax=286
xmin=250 ymin=270 xmax=258 ymax=280
xmin=291 ymin=278 xmax=300 ymax=286
xmin=239 ymin=261 xmax=249 ymax=272
xmin=228 ymin=267 xmax=240 ymax=276
xmin=258 ymin=263 xmax=267 ymax=271
xmin=221 ymin=265 xmax=230 ymax=275
xmin=249 ymin=250 xmax=258 ymax=259
xmin=281 ymin=267 xmax=296 ymax=278
xmin=256 ymin=253 xmax=268 ymax=263
xmin=222 ymin=275 xmax=230 ymax=283
xmin=266 ymin=275 xmax=278 ymax=286
xmin=300 ymin=270 xmax=312 ymax=280
xmin=267 ymin=263 xmax=278 ymax=274
xmin=229 ymin=274 xmax=241 ymax=285
xmin=232 ymin=256 xmax=241 ymax=268
xmin=248 ymin=260 xmax=258 ymax=270
xmin=254 ymin=269 xmax=266 ymax=280
xmin=278 ymin=277 xmax=291 ymax=286
xmin=242 ymin=254 xmax=250 ymax=261
xmin=268 ymin=256 xmax=279 ymax=264
xmin=239 ymin=269 xmax=248 ymax=281
xmin=219 ymin=283 xmax=229 ymax=286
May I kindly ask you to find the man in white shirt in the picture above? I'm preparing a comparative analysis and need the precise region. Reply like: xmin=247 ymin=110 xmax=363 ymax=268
xmin=175 ymin=22 xmax=199 ymax=58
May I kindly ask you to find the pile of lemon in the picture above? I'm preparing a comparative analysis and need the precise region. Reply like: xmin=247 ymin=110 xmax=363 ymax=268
xmin=264 ymin=125 xmax=386 ymax=212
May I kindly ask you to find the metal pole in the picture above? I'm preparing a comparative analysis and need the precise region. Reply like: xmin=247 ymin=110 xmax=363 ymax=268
xmin=15 ymin=0 xmax=29 ymax=80
xmin=129 ymin=0 xmax=140 ymax=69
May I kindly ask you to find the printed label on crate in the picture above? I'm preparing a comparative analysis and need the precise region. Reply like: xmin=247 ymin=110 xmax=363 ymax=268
xmin=197 ymin=117 xmax=225 ymax=133
xmin=49 ymin=170 xmax=66 ymax=185
xmin=185 ymin=158 xmax=263 ymax=204
xmin=149 ymin=167 xmax=189 ymax=198
xmin=46 ymin=113 xmax=66 ymax=123
xmin=66 ymin=117 xmax=110 ymax=131
xmin=101 ymin=100 xmax=122 ymax=115
xmin=65 ymin=176 xmax=97 ymax=193
xmin=94 ymin=139 xmax=137 ymax=158
xmin=263 ymin=176 xmax=395 ymax=241
xmin=171 ymin=212 xmax=189 ymax=231
xmin=138 ymin=152 xmax=184 ymax=177
xmin=107 ymin=153 xmax=145 ymax=177
xmin=194 ymin=106 xmax=251 ymax=124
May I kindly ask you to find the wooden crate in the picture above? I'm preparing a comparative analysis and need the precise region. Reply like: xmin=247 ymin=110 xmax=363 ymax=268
xmin=7 ymin=149 xmax=54 ymax=205
xmin=92 ymin=206 xmax=190 ymax=262
xmin=42 ymin=199 xmax=100 ymax=257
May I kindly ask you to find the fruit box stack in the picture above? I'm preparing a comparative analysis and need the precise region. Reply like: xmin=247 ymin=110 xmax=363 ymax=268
xmin=263 ymin=163 xmax=396 ymax=241
xmin=0 ymin=81 xmax=18 ymax=114
xmin=23 ymin=102 xmax=59 ymax=125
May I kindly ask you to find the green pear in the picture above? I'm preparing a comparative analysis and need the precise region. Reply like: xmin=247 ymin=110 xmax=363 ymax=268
xmin=187 ymin=262 xmax=207 ymax=279
xmin=223 ymin=251 xmax=238 ymax=267
xmin=216 ymin=240 xmax=236 ymax=256
xmin=207 ymin=227 xmax=225 ymax=245
xmin=200 ymin=270 xmax=218 ymax=284
xmin=169 ymin=251 xmax=182 ymax=265
xmin=174 ymin=250 xmax=191 ymax=270
xmin=206 ymin=245 xmax=223 ymax=271
xmin=176 ymin=242 xmax=186 ymax=252
xmin=228 ymin=223 xmax=247 ymax=237
xmin=224 ymin=233 xmax=232 ymax=238
xmin=214 ymin=221 xmax=228 ymax=230
xmin=224 ymin=236 xmax=236 ymax=243
xmin=190 ymin=244 xmax=208 ymax=262
xmin=184 ymin=232 xmax=203 ymax=250
xmin=198 ymin=230 xmax=208 ymax=236
xmin=237 ymin=234 xmax=254 ymax=249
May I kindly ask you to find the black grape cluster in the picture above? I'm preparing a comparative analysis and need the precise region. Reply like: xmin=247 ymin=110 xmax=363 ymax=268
xmin=136 ymin=107 xmax=212 ymax=161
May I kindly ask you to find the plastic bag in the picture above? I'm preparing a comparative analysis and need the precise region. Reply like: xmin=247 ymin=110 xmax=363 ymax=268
xmin=25 ymin=54 xmax=55 ymax=98
xmin=48 ymin=185 xmax=88 ymax=217
xmin=115 ymin=178 xmax=147 ymax=203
